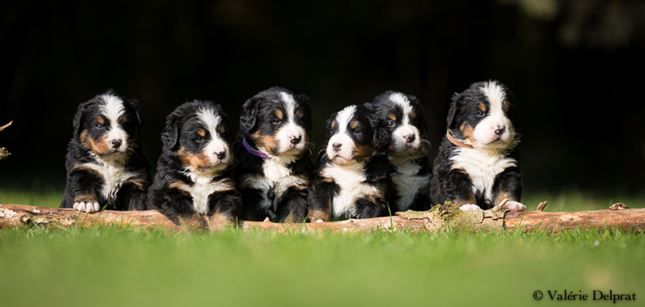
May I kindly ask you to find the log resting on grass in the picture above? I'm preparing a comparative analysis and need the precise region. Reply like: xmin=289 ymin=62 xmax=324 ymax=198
xmin=0 ymin=203 xmax=644 ymax=233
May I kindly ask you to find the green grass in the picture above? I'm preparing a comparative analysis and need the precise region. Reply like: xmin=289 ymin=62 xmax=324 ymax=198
xmin=0 ymin=189 xmax=644 ymax=306
xmin=0 ymin=228 xmax=643 ymax=307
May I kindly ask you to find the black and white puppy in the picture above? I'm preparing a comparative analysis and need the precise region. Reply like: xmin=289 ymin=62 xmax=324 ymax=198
xmin=60 ymin=91 xmax=148 ymax=212
xmin=308 ymin=104 xmax=394 ymax=221
xmin=430 ymin=81 xmax=525 ymax=211
xmin=369 ymin=91 xmax=432 ymax=212
xmin=234 ymin=87 xmax=313 ymax=222
xmin=147 ymin=101 xmax=241 ymax=227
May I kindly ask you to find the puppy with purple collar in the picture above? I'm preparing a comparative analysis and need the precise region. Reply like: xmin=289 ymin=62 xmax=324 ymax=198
xmin=430 ymin=80 xmax=526 ymax=212
xmin=234 ymin=87 xmax=313 ymax=223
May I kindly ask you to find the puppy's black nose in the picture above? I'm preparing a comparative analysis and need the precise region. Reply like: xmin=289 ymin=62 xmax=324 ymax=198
xmin=494 ymin=127 xmax=506 ymax=136
xmin=332 ymin=143 xmax=342 ymax=152
xmin=290 ymin=135 xmax=302 ymax=145
xmin=215 ymin=150 xmax=227 ymax=160
xmin=111 ymin=139 xmax=122 ymax=148
xmin=404 ymin=134 xmax=416 ymax=143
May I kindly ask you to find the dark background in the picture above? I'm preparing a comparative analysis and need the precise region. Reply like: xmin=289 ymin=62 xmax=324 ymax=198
xmin=0 ymin=0 xmax=643 ymax=195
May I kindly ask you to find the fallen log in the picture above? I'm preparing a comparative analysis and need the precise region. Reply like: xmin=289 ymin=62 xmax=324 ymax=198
xmin=0 ymin=203 xmax=643 ymax=233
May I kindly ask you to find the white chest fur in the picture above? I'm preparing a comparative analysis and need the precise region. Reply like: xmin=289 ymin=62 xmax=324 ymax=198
xmin=79 ymin=156 xmax=136 ymax=201
xmin=392 ymin=161 xmax=429 ymax=211
xmin=321 ymin=163 xmax=379 ymax=218
xmin=242 ymin=156 xmax=307 ymax=209
xmin=180 ymin=172 xmax=235 ymax=215
xmin=450 ymin=148 xmax=517 ymax=201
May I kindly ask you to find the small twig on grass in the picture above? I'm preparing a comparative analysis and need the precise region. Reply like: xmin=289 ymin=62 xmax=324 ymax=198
xmin=536 ymin=201 xmax=548 ymax=212
xmin=0 ymin=121 xmax=13 ymax=160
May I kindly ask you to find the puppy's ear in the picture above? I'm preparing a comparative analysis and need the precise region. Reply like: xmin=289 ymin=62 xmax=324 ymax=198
xmin=239 ymin=96 xmax=260 ymax=135
xmin=73 ymin=100 xmax=93 ymax=138
xmin=161 ymin=110 xmax=181 ymax=150
xmin=408 ymin=95 xmax=430 ymax=137
xmin=447 ymin=92 xmax=462 ymax=130
xmin=365 ymin=103 xmax=390 ymax=152
xmin=296 ymin=94 xmax=312 ymax=130
xmin=126 ymin=99 xmax=142 ymax=128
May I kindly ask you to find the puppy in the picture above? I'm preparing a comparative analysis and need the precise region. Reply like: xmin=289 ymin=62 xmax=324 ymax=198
xmin=369 ymin=91 xmax=432 ymax=212
xmin=60 ymin=91 xmax=148 ymax=212
xmin=234 ymin=87 xmax=312 ymax=222
xmin=147 ymin=101 xmax=241 ymax=227
xmin=308 ymin=104 xmax=394 ymax=221
xmin=430 ymin=81 xmax=525 ymax=211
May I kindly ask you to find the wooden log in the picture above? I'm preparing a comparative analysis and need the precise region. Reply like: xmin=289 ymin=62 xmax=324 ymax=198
xmin=0 ymin=203 xmax=643 ymax=233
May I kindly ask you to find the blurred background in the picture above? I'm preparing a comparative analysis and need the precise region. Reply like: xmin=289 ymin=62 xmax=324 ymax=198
xmin=0 ymin=0 xmax=643 ymax=198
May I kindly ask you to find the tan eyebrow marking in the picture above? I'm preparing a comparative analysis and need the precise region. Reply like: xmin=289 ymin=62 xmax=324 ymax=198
xmin=478 ymin=102 xmax=488 ymax=112
xmin=275 ymin=109 xmax=284 ymax=120
xmin=387 ymin=113 xmax=397 ymax=121
xmin=502 ymin=100 xmax=510 ymax=111
xmin=96 ymin=116 xmax=106 ymax=125
xmin=349 ymin=120 xmax=360 ymax=130
xmin=196 ymin=127 xmax=207 ymax=138
xmin=330 ymin=120 xmax=338 ymax=130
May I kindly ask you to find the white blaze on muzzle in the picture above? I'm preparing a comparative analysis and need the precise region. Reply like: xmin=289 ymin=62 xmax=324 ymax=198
xmin=101 ymin=94 xmax=128 ymax=153
xmin=276 ymin=92 xmax=306 ymax=154
xmin=388 ymin=92 xmax=422 ymax=152
xmin=197 ymin=108 xmax=230 ymax=166
xmin=391 ymin=124 xmax=421 ymax=152
xmin=326 ymin=105 xmax=357 ymax=162
xmin=473 ymin=81 xmax=514 ymax=147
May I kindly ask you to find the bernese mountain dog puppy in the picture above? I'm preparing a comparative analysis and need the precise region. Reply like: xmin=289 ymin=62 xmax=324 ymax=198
xmin=369 ymin=91 xmax=432 ymax=212
xmin=430 ymin=80 xmax=526 ymax=211
xmin=60 ymin=91 xmax=148 ymax=212
xmin=234 ymin=87 xmax=313 ymax=223
xmin=307 ymin=104 xmax=394 ymax=221
xmin=147 ymin=101 xmax=241 ymax=227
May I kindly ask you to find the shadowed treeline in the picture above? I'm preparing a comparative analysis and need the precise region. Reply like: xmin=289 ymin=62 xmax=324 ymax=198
xmin=0 ymin=0 xmax=643 ymax=194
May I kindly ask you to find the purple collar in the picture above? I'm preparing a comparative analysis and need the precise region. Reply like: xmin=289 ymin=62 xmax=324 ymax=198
xmin=242 ymin=138 xmax=270 ymax=160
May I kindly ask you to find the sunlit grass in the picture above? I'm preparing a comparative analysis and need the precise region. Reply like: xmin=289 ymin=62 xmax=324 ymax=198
xmin=0 ymin=228 xmax=643 ymax=307
xmin=0 ymin=186 xmax=643 ymax=307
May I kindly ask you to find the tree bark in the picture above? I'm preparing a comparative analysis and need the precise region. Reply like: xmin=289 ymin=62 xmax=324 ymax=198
xmin=1 ymin=203 xmax=643 ymax=233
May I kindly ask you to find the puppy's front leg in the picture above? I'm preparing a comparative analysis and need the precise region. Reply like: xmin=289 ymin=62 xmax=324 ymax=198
xmin=444 ymin=169 xmax=479 ymax=211
xmin=116 ymin=177 xmax=148 ymax=211
xmin=352 ymin=197 xmax=389 ymax=219
xmin=307 ymin=180 xmax=334 ymax=222
xmin=207 ymin=191 xmax=242 ymax=230
xmin=63 ymin=168 xmax=104 ymax=213
xmin=276 ymin=187 xmax=308 ymax=223
xmin=493 ymin=166 xmax=525 ymax=211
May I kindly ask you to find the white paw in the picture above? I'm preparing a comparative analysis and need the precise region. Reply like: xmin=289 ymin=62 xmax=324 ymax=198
xmin=459 ymin=204 xmax=483 ymax=212
xmin=73 ymin=201 xmax=100 ymax=213
xmin=503 ymin=201 xmax=527 ymax=212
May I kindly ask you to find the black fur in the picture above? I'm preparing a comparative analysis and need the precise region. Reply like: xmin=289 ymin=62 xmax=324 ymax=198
xmin=368 ymin=91 xmax=432 ymax=211
xmin=147 ymin=101 xmax=241 ymax=225
xmin=234 ymin=87 xmax=313 ymax=222
xmin=430 ymin=81 xmax=522 ymax=209
xmin=60 ymin=91 xmax=148 ymax=211
xmin=308 ymin=104 xmax=395 ymax=221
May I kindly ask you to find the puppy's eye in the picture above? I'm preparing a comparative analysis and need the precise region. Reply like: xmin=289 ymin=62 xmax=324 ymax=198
xmin=476 ymin=111 xmax=487 ymax=118
xmin=387 ymin=120 xmax=396 ymax=128
xmin=271 ymin=118 xmax=283 ymax=125
xmin=95 ymin=123 xmax=104 ymax=128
